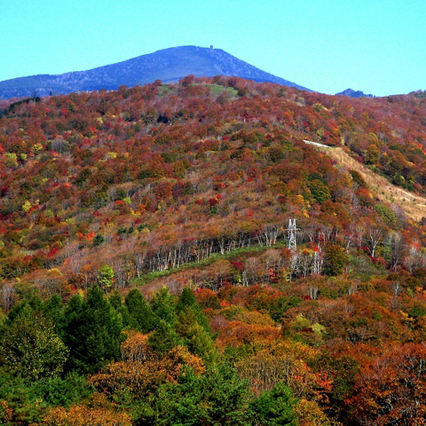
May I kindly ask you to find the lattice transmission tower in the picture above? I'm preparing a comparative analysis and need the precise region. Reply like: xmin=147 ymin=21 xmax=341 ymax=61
xmin=286 ymin=219 xmax=300 ymax=251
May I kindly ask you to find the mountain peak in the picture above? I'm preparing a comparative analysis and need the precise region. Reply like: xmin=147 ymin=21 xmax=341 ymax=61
xmin=0 ymin=45 xmax=310 ymax=99
xmin=336 ymin=88 xmax=374 ymax=98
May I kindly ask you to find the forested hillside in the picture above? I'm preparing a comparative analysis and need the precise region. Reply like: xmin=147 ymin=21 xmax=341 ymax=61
xmin=2 ymin=76 xmax=426 ymax=424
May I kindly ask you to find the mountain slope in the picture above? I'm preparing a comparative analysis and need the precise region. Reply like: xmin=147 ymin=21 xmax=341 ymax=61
xmin=0 ymin=45 xmax=309 ymax=99
xmin=2 ymin=77 xmax=426 ymax=426
xmin=2 ymin=75 xmax=426 ymax=288
xmin=305 ymin=142 xmax=426 ymax=221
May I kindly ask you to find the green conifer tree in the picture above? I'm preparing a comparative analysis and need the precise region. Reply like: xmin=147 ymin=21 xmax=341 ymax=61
xmin=175 ymin=308 xmax=218 ymax=363
xmin=61 ymin=285 xmax=124 ymax=374
xmin=42 ymin=294 xmax=64 ymax=326
xmin=125 ymin=288 xmax=156 ymax=333
xmin=147 ymin=319 xmax=182 ymax=355
xmin=150 ymin=287 xmax=176 ymax=324
xmin=176 ymin=287 xmax=212 ymax=333
xmin=249 ymin=382 xmax=299 ymax=425
xmin=139 ymin=363 xmax=252 ymax=425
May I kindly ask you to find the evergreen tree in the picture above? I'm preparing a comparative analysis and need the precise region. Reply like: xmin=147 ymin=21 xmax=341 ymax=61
xmin=61 ymin=285 xmax=124 ymax=374
xmin=32 ymin=372 xmax=94 ymax=409
xmin=150 ymin=287 xmax=176 ymax=324
xmin=125 ymin=288 xmax=156 ymax=332
xmin=175 ymin=308 xmax=218 ymax=364
xmin=249 ymin=382 xmax=299 ymax=425
xmin=109 ymin=290 xmax=133 ymax=330
xmin=176 ymin=287 xmax=198 ymax=312
xmin=5 ymin=292 xmax=44 ymax=326
xmin=176 ymin=287 xmax=212 ymax=333
xmin=108 ymin=290 xmax=122 ymax=309
xmin=59 ymin=293 xmax=85 ymax=359
xmin=42 ymin=294 xmax=64 ymax=326
xmin=147 ymin=319 xmax=182 ymax=355
xmin=139 ymin=364 xmax=252 ymax=425
xmin=0 ymin=371 xmax=47 ymax=424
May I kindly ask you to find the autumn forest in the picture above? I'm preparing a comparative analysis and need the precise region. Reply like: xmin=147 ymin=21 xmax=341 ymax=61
xmin=1 ymin=76 xmax=426 ymax=424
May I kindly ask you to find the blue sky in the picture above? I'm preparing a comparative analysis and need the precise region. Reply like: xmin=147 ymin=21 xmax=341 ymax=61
xmin=1 ymin=0 xmax=425 ymax=96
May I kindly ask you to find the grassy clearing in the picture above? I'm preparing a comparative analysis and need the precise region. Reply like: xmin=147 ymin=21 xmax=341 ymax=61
xmin=205 ymin=84 xmax=239 ymax=97
xmin=132 ymin=241 xmax=288 ymax=288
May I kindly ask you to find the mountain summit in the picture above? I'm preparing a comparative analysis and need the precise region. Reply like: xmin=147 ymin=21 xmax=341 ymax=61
xmin=0 ymin=45 xmax=309 ymax=99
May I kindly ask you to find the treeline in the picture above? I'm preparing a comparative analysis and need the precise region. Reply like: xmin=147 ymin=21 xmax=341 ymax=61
xmin=56 ymin=219 xmax=426 ymax=294
xmin=0 ymin=285 xmax=303 ymax=424
xmin=3 ymin=273 xmax=426 ymax=424
xmin=2 ymin=211 xmax=424 ymax=305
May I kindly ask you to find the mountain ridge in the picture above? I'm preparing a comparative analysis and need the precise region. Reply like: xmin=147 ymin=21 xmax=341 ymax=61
xmin=0 ymin=45 xmax=310 ymax=99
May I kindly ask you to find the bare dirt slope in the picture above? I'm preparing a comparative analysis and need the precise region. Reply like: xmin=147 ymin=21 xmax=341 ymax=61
xmin=307 ymin=142 xmax=426 ymax=221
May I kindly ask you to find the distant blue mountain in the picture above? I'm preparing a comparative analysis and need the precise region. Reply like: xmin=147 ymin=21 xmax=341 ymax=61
xmin=336 ymin=88 xmax=374 ymax=98
xmin=0 ymin=46 xmax=310 ymax=99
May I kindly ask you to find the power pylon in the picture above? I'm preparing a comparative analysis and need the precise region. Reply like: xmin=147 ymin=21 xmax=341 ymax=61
xmin=286 ymin=219 xmax=300 ymax=251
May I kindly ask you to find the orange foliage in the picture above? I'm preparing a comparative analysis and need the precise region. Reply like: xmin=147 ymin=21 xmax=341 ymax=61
xmin=236 ymin=340 xmax=331 ymax=405
xmin=215 ymin=320 xmax=280 ymax=351
xmin=89 ymin=346 xmax=205 ymax=399
xmin=348 ymin=343 xmax=426 ymax=425
xmin=43 ymin=394 xmax=131 ymax=425
xmin=120 ymin=330 xmax=150 ymax=362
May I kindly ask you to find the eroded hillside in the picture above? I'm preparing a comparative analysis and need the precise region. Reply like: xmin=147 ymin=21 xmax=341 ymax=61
xmin=313 ymin=143 xmax=426 ymax=221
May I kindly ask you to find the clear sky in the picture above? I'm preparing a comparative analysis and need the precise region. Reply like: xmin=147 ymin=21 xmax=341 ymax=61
xmin=1 ymin=0 xmax=425 ymax=96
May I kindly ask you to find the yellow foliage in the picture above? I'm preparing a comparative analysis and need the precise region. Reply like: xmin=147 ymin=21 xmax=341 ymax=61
xmin=32 ymin=143 xmax=43 ymax=153
xmin=236 ymin=340 xmax=328 ymax=401
xmin=234 ymin=310 xmax=275 ymax=327
xmin=22 ymin=200 xmax=31 ymax=213
xmin=295 ymin=399 xmax=336 ymax=426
